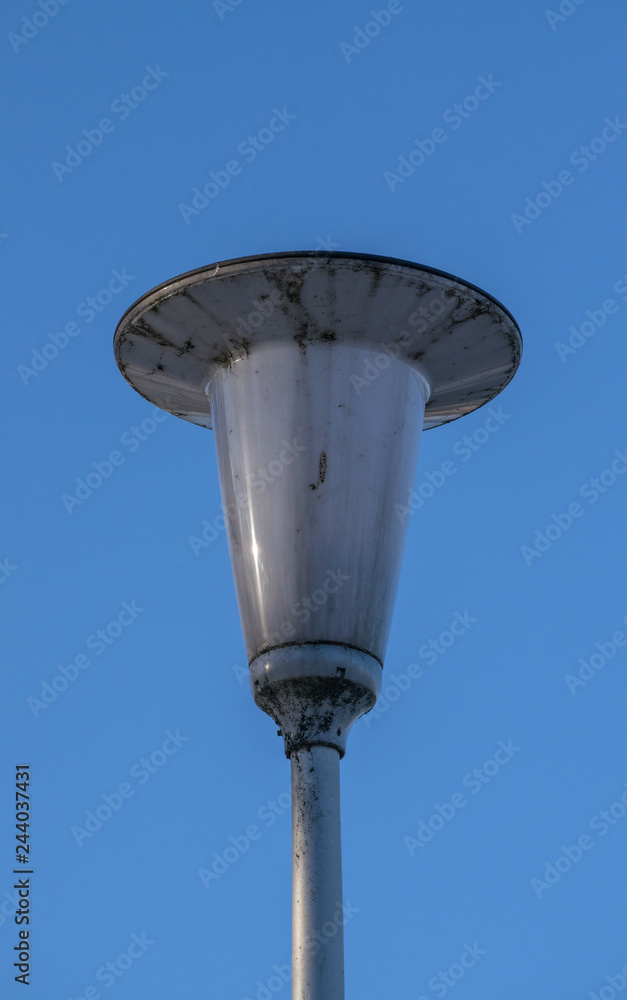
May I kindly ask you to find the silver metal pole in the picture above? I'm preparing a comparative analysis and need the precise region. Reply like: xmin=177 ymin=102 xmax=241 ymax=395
xmin=291 ymin=745 xmax=344 ymax=1000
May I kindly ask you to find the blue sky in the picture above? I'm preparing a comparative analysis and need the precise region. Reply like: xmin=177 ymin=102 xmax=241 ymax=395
xmin=2 ymin=0 xmax=627 ymax=997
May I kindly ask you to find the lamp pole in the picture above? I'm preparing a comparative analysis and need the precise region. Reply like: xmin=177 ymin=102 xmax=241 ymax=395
xmin=114 ymin=251 xmax=521 ymax=1000
xmin=291 ymin=745 xmax=344 ymax=998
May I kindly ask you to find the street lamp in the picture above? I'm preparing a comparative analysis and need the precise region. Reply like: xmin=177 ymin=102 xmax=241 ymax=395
xmin=113 ymin=250 xmax=521 ymax=1000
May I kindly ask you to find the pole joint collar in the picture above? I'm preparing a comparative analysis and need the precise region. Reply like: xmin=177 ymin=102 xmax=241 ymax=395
xmin=249 ymin=643 xmax=382 ymax=757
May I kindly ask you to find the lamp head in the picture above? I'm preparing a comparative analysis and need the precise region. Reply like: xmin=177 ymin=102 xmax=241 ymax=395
xmin=114 ymin=251 xmax=521 ymax=753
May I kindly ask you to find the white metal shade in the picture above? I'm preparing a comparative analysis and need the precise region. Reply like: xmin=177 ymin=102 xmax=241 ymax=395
xmin=209 ymin=339 xmax=428 ymax=666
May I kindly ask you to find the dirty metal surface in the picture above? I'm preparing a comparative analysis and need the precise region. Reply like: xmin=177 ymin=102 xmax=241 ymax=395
xmin=113 ymin=251 xmax=522 ymax=431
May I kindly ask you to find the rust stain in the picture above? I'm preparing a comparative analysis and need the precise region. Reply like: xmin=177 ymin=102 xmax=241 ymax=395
xmin=309 ymin=450 xmax=327 ymax=490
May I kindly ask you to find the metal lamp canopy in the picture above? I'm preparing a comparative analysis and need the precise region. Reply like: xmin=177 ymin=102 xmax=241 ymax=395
xmin=114 ymin=250 xmax=521 ymax=431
